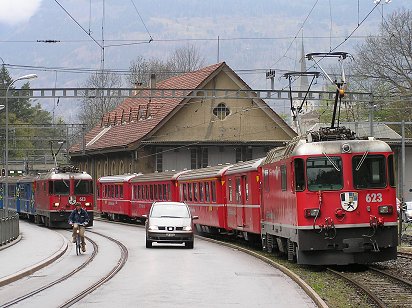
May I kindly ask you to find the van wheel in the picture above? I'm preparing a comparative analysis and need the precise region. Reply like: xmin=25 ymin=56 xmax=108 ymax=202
xmin=146 ymin=239 xmax=152 ymax=248
xmin=185 ymin=241 xmax=194 ymax=249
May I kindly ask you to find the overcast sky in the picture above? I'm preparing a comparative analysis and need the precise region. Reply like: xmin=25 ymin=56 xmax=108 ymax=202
xmin=0 ymin=0 xmax=409 ymax=121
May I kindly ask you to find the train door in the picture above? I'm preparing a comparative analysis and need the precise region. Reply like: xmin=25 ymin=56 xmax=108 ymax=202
xmin=235 ymin=176 xmax=247 ymax=228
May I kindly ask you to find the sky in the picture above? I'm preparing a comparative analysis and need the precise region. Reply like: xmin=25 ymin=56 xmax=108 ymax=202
xmin=0 ymin=0 xmax=409 ymax=122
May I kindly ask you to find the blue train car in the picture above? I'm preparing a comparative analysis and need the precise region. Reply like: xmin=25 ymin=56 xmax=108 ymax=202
xmin=17 ymin=176 xmax=36 ymax=219
xmin=6 ymin=177 xmax=19 ymax=212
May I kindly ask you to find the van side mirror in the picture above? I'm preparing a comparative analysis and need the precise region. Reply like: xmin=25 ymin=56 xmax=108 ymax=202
xmin=192 ymin=215 xmax=199 ymax=220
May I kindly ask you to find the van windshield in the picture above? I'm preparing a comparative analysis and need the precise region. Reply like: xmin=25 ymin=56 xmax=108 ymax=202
xmin=151 ymin=205 xmax=190 ymax=218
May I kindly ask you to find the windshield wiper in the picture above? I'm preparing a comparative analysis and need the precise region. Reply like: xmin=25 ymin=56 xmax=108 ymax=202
xmin=322 ymin=152 xmax=340 ymax=171
xmin=355 ymin=151 xmax=369 ymax=171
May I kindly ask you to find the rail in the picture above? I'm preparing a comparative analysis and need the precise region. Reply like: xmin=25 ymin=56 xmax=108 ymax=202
xmin=0 ymin=209 xmax=20 ymax=246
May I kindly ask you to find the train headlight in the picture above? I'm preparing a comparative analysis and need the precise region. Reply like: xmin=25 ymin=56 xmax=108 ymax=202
xmin=304 ymin=208 xmax=320 ymax=218
xmin=54 ymin=202 xmax=59 ymax=207
xmin=378 ymin=205 xmax=393 ymax=214
xmin=85 ymin=202 xmax=90 ymax=206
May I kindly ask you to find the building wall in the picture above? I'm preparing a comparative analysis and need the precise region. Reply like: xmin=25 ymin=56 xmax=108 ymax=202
xmin=150 ymin=72 xmax=292 ymax=143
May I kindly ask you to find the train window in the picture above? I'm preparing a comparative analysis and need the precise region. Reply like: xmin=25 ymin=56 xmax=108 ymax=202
xmin=74 ymin=180 xmax=92 ymax=194
xmin=263 ymin=169 xmax=270 ymax=192
xmin=294 ymin=159 xmax=305 ymax=191
xmin=52 ymin=180 xmax=70 ymax=194
xmin=211 ymin=182 xmax=216 ymax=202
xmin=388 ymin=155 xmax=395 ymax=187
xmin=353 ymin=155 xmax=386 ymax=189
xmin=119 ymin=185 xmax=123 ymax=198
xmin=307 ymin=157 xmax=343 ymax=191
xmin=228 ymin=179 xmax=233 ymax=202
xmin=235 ymin=178 xmax=241 ymax=202
xmin=150 ymin=185 xmax=154 ymax=200
xmin=245 ymin=178 xmax=249 ymax=201
xmin=281 ymin=165 xmax=287 ymax=191
xmin=199 ymin=182 xmax=204 ymax=202
xmin=165 ymin=184 xmax=170 ymax=200
xmin=205 ymin=182 xmax=210 ymax=202
xmin=188 ymin=183 xmax=193 ymax=201
xmin=158 ymin=184 xmax=163 ymax=200
xmin=193 ymin=183 xmax=198 ymax=202
xmin=183 ymin=183 xmax=188 ymax=201
xmin=154 ymin=184 xmax=158 ymax=200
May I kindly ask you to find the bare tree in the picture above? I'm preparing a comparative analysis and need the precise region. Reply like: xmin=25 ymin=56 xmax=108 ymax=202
xmin=352 ymin=9 xmax=412 ymax=95
xmin=78 ymin=71 xmax=123 ymax=129
xmin=127 ymin=44 xmax=206 ymax=87
xmin=126 ymin=56 xmax=174 ymax=87
xmin=351 ymin=8 xmax=412 ymax=124
xmin=168 ymin=44 xmax=206 ymax=73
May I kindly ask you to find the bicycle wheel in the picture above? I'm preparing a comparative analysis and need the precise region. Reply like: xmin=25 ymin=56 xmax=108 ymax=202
xmin=76 ymin=235 xmax=81 ymax=255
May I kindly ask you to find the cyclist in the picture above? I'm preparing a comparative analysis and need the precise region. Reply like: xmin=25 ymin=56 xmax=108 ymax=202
xmin=68 ymin=202 xmax=90 ymax=252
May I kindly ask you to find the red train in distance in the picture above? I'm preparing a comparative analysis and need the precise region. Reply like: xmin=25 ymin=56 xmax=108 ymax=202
xmin=97 ymin=174 xmax=141 ymax=220
xmin=177 ymin=164 xmax=231 ymax=233
xmin=34 ymin=165 xmax=94 ymax=228
xmin=129 ymin=170 xmax=188 ymax=220
xmin=224 ymin=158 xmax=264 ymax=241
xmin=96 ymin=129 xmax=398 ymax=265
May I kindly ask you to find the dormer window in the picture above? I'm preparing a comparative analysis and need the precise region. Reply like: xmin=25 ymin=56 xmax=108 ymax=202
xmin=213 ymin=103 xmax=230 ymax=120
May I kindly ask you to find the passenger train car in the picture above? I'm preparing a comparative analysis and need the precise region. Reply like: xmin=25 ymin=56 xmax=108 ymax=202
xmin=95 ymin=128 xmax=398 ymax=265
xmin=0 ymin=165 xmax=94 ymax=228
xmin=97 ymin=174 xmax=141 ymax=221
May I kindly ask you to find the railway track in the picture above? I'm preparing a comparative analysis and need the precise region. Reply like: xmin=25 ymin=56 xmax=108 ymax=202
xmin=327 ymin=266 xmax=412 ymax=308
xmin=0 ymin=230 xmax=128 ymax=308
xmin=59 ymin=231 xmax=128 ymax=308
xmin=1 ymin=235 xmax=98 ymax=308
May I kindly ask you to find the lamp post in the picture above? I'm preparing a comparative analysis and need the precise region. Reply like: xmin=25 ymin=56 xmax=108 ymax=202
xmin=5 ymin=74 xmax=37 ymax=210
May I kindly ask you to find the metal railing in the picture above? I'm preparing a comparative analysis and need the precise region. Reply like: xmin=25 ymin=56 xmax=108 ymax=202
xmin=0 ymin=209 xmax=19 ymax=246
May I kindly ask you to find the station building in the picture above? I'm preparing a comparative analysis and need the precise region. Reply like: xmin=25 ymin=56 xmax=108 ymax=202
xmin=68 ymin=62 xmax=296 ymax=182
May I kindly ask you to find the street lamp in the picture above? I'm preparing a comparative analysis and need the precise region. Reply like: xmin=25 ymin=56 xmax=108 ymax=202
xmin=5 ymin=74 xmax=37 ymax=210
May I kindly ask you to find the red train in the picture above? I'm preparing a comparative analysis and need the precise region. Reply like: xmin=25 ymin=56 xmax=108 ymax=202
xmin=1 ymin=165 xmax=94 ymax=228
xmin=97 ymin=129 xmax=398 ymax=265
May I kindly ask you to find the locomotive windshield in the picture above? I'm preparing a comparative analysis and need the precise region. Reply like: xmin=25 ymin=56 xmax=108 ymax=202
xmin=352 ymin=154 xmax=386 ymax=189
xmin=75 ymin=179 xmax=93 ymax=194
xmin=306 ymin=157 xmax=343 ymax=191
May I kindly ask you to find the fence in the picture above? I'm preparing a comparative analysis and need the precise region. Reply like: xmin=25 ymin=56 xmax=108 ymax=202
xmin=0 ymin=209 xmax=19 ymax=246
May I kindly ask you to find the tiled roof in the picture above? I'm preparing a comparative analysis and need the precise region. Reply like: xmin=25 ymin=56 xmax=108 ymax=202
xmin=70 ymin=62 xmax=224 ymax=154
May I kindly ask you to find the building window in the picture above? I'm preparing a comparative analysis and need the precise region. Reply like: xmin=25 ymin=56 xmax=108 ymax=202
xmin=201 ymin=148 xmax=208 ymax=168
xmin=119 ymin=161 xmax=124 ymax=174
xmin=235 ymin=148 xmax=242 ymax=162
xmin=156 ymin=149 xmax=163 ymax=172
xmin=213 ymin=103 xmax=230 ymax=120
xmin=191 ymin=149 xmax=197 ymax=169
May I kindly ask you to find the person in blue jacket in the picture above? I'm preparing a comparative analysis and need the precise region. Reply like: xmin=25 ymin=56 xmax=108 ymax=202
xmin=68 ymin=202 xmax=90 ymax=252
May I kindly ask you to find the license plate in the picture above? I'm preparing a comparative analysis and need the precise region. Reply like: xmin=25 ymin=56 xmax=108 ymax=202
xmin=166 ymin=233 xmax=175 ymax=237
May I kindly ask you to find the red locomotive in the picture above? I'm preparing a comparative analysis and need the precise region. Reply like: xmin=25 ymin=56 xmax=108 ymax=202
xmin=34 ymin=165 xmax=94 ymax=228
xmin=260 ymin=128 xmax=397 ymax=265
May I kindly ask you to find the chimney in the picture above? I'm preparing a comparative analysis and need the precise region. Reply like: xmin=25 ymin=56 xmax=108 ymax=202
xmin=149 ymin=73 xmax=156 ymax=89
xmin=132 ymin=81 xmax=144 ymax=96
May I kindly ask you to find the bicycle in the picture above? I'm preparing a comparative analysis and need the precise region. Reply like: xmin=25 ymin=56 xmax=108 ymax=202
xmin=70 ymin=223 xmax=86 ymax=255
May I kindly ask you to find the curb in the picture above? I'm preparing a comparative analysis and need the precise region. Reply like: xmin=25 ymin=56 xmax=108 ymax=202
xmin=0 ymin=234 xmax=22 ymax=252
xmin=0 ymin=232 xmax=68 ymax=287
xmin=198 ymin=236 xmax=329 ymax=308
